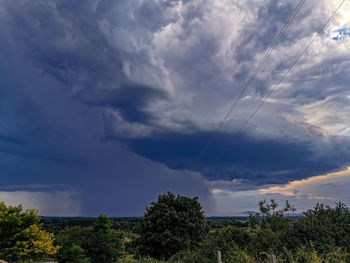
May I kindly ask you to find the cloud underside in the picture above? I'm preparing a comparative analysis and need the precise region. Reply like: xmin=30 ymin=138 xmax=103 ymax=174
xmin=123 ymin=131 xmax=350 ymax=184
xmin=1 ymin=0 xmax=350 ymax=215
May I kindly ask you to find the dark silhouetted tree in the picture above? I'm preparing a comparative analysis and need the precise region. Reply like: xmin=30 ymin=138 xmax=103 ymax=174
xmin=136 ymin=192 xmax=209 ymax=260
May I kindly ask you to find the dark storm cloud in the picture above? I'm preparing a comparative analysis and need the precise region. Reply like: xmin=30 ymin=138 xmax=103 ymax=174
xmin=1 ymin=0 xmax=350 ymax=215
xmin=78 ymin=84 xmax=168 ymax=123
xmin=3 ymin=0 xmax=350 ymax=180
xmin=0 ymin=33 xmax=215 ymax=215
xmin=0 ymin=70 xmax=90 ymax=166
xmin=123 ymin=131 xmax=350 ymax=184
xmin=0 ymin=1 xmax=215 ymax=216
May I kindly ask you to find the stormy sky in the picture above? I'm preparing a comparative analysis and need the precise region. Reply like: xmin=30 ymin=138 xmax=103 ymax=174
xmin=1 ymin=0 xmax=350 ymax=216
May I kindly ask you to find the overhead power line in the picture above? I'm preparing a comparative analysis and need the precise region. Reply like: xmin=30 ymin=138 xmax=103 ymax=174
xmin=218 ymin=0 xmax=306 ymax=132
xmin=237 ymin=0 xmax=347 ymax=134
xmin=191 ymin=0 xmax=306 ymax=169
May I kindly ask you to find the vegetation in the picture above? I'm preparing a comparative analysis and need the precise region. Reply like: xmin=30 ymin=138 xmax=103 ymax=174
xmin=42 ymin=216 xmax=245 ymax=234
xmin=206 ymin=217 xmax=248 ymax=229
xmin=0 ymin=202 xmax=59 ymax=262
xmin=136 ymin=192 xmax=209 ymax=260
xmin=1 ymin=193 xmax=350 ymax=262
xmin=286 ymin=202 xmax=350 ymax=255
xmin=42 ymin=217 xmax=142 ymax=234
xmin=55 ymin=215 xmax=125 ymax=263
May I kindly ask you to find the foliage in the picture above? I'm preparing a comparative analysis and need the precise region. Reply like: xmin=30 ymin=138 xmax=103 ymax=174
xmin=42 ymin=217 xmax=142 ymax=234
xmin=85 ymin=214 xmax=126 ymax=263
xmin=169 ymin=250 xmax=211 ymax=263
xmin=4 ymin=197 xmax=350 ymax=263
xmin=119 ymin=255 xmax=166 ymax=263
xmin=286 ymin=202 xmax=350 ymax=255
xmin=249 ymin=199 xmax=295 ymax=232
xmin=43 ymin=216 xmax=247 ymax=234
xmin=56 ymin=244 xmax=90 ymax=263
xmin=55 ymin=226 xmax=91 ymax=263
xmin=169 ymin=228 xmax=256 ymax=263
xmin=55 ymin=215 xmax=125 ymax=263
xmin=324 ymin=247 xmax=350 ymax=263
xmin=247 ymin=228 xmax=282 ymax=260
xmin=134 ymin=198 xmax=350 ymax=262
xmin=199 ymin=226 xmax=251 ymax=261
xmin=118 ymin=254 xmax=138 ymax=263
xmin=136 ymin=192 xmax=209 ymax=260
xmin=173 ymin=200 xmax=350 ymax=263
xmin=223 ymin=246 xmax=257 ymax=263
xmin=0 ymin=202 xmax=59 ymax=262
xmin=206 ymin=217 xmax=248 ymax=229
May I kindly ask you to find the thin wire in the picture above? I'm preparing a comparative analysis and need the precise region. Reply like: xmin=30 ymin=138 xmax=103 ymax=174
xmin=191 ymin=0 xmax=306 ymax=169
xmin=219 ymin=0 xmax=306 ymax=130
xmin=237 ymin=0 xmax=347 ymax=134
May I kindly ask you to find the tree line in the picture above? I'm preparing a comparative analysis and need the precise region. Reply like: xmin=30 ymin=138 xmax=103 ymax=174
xmin=41 ymin=217 xmax=246 ymax=234
xmin=1 ymin=192 xmax=350 ymax=262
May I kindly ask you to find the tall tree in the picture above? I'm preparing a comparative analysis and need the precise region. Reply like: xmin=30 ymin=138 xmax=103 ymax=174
xmin=249 ymin=199 xmax=295 ymax=232
xmin=0 ymin=202 xmax=59 ymax=262
xmin=136 ymin=192 xmax=209 ymax=260
xmin=84 ymin=214 xmax=125 ymax=263
xmin=55 ymin=226 xmax=91 ymax=263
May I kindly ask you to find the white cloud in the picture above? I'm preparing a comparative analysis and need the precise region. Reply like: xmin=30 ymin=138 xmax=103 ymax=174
xmin=2 ymin=0 xmax=349 ymax=142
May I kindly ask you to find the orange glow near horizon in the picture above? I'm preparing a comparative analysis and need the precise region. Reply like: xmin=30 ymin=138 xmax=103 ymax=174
xmin=259 ymin=166 xmax=350 ymax=197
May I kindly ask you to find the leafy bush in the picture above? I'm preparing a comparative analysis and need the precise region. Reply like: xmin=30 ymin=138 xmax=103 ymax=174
xmin=169 ymin=250 xmax=211 ymax=263
xmin=286 ymin=202 xmax=350 ymax=255
xmin=118 ymin=255 xmax=166 ymax=263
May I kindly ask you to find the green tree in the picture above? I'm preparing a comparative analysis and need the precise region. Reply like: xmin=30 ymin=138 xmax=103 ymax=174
xmin=287 ymin=202 xmax=350 ymax=255
xmin=55 ymin=215 xmax=125 ymax=263
xmin=246 ymin=200 xmax=296 ymax=260
xmin=136 ymin=192 xmax=209 ymax=260
xmin=56 ymin=244 xmax=90 ymax=263
xmin=84 ymin=214 xmax=125 ymax=263
xmin=0 ymin=202 xmax=59 ymax=262
xmin=249 ymin=199 xmax=295 ymax=232
xmin=55 ymin=226 xmax=91 ymax=263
